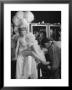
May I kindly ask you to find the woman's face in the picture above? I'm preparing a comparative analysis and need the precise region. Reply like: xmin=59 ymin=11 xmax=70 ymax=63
xmin=20 ymin=27 xmax=28 ymax=36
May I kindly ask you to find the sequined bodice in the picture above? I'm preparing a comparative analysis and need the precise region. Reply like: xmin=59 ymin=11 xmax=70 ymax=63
xmin=18 ymin=37 xmax=33 ymax=54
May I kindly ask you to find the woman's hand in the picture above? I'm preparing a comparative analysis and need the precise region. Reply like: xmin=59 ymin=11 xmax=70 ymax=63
xmin=42 ymin=48 xmax=48 ymax=54
xmin=31 ymin=51 xmax=50 ymax=65
xmin=43 ymin=61 xmax=50 ymax=65
xmin=22 ymin=50 xmax=33 ymax=56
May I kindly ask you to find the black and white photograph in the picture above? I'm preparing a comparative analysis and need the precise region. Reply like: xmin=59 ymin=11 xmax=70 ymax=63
xmin=11 ymin=11 xmax=61 ymax=79
xmin=4 ymin=4 xmax=69 ymax=86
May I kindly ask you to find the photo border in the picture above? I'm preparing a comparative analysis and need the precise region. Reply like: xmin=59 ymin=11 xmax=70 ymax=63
xmin=0 ymin=0 xmax=70 ymax=89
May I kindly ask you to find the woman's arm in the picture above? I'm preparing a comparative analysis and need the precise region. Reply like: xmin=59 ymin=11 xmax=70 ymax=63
xmin=31 ymin=43 xmax=50 ymax=65
xmin=15 ymin=39 xmax=19 ymax=59
xmin=32 ymin=51 xmax=50 ymax=65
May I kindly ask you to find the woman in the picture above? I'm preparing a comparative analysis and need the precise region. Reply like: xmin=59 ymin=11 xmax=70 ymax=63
xmin=16 ymin=23 xmax=48 ymax=79
xmin=13 ymin=11 xmax=48 ymax=79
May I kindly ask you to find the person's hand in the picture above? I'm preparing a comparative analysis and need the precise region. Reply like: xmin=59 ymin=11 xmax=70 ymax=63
xmin=42 ymin=48 xmax=48 ymax=54
xmin=46 ymin=61 xmax=50 ymax=65
xmin=47 ymin=65 xmax=51 ymax=70
xmin=42 ymin=61 xmax=50 ymax=65
xmin=22 ymin=50 xmax=33 ymax=56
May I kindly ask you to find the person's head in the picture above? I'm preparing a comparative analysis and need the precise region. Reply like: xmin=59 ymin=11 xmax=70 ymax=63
xmin=18 ymin=18 xmax=29 ymax=37
xmin=19 ymin=27 xmax=28 ymax=37
xmin=34 ymin=31 xmax=39 ymax=38
xmin=12 ymin=11 xmax=34 ymax=37
xmin=39 ymin=31 xmax=46 ymax=39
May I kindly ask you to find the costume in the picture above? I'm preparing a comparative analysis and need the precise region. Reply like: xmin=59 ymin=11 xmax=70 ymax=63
xmin=16 ymin=33 xmax=37 ymax=79
xmin=13 ymin=11 xmax=46 ymax=79
xmin=16 ymin=33 xmax=46 ymax=79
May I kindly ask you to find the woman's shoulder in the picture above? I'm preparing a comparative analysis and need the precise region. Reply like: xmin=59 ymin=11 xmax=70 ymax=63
xmin=17 ymin=37 xmax=23 ymax=44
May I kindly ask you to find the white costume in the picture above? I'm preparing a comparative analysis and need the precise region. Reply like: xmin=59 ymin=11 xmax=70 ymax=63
xmin=16 ymin=34 xmax=36 ymax=79
xmin=13 ymin=11 xmax=46 ymax=79
xmin=16 ymin=32 xmax=46 ymax=79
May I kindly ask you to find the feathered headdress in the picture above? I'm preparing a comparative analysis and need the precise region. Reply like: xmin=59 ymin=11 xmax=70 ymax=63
xmin=12 ymin=11 xmax=34 ymax=28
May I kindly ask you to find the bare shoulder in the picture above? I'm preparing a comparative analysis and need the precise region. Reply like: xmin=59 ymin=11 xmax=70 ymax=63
xmin=18 ymin=37 xmax=23 ymax=42
xmin=17 ymin=37 xmax=21 ymax=44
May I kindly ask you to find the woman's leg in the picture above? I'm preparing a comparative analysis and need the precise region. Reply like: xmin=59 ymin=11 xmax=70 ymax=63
xmin=16 ymin=55 xmax=24 ymax=79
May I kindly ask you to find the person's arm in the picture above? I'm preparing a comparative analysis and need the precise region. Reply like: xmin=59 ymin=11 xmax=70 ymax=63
xmin=15 ymin=39 xmax=19 ymax=59
xmin=31 ymin=43 xmax=50 ymax=65
xmin=32 ymin=51 xmax=50 ymax=65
